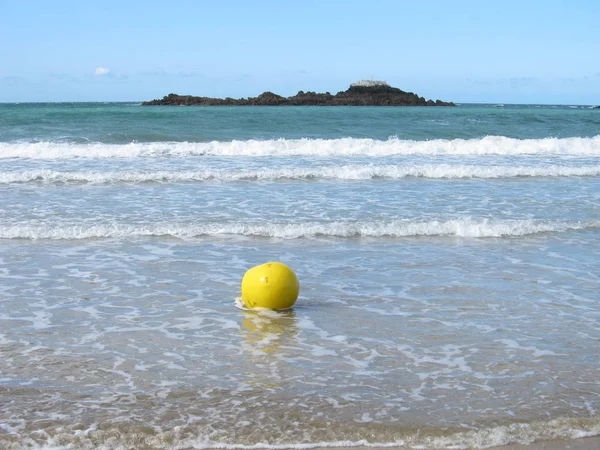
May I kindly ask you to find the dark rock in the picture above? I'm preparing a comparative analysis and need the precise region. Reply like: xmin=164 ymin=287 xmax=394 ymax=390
xmin=251 ymin=91 xmax=286 ymax=105
xmin=142 ymin=83 xmax=455 ymax=107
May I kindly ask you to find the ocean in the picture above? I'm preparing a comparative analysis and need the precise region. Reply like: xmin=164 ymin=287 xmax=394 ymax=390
xmin=0 ymin=102 xmax=599 ymax=449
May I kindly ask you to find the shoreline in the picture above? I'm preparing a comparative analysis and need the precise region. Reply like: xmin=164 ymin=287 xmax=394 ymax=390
xmin=501 ymin=435 xmax=600 ymax=449
xmin=306 ymin=436 xmax=600 ymax=450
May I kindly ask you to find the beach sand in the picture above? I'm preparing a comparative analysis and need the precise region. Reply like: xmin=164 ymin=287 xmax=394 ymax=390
xmin=500 ymin=435 xmax=600 ymax=449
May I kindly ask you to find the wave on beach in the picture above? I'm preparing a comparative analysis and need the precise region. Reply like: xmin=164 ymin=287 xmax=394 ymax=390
xmin=1 ymin=415 xmax=598 ymax=450
xmin=1 ymin=218 xmax=598 ymax=240
xmin=2 ymin=164 xmax=600 ymax=184
xmin=2 ymin=135 xmax=600 ymax=159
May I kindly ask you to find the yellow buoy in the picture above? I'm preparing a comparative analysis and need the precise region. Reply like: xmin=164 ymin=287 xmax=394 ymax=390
xmin=241 ymin=262 xmax=299 ymax=310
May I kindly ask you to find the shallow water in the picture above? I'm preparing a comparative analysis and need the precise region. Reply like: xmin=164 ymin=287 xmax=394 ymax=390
xmin=0 ymin=104 xmax=599 ymax=449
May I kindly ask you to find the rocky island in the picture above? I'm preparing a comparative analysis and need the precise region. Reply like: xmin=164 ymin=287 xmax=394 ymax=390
xmin=142 ymin=80 xmax=455 ymax=107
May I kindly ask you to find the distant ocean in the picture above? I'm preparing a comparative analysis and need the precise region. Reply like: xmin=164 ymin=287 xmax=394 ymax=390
xmin=0 ymin=103 xmax=599 ymax=449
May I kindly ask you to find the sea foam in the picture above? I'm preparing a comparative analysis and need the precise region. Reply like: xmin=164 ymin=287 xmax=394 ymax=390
xmin=1 ymin=164 xmax=600 ymax=184
xmin=1 ymin=218 xmax=597 ymax=240
xmin=1 ymin=135 xmax=600 ymax=159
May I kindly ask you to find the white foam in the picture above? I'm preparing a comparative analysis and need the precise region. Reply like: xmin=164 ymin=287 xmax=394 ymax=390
xmin=494 ymin=339 xmax=561 ymax=357
xmin=1 ymin=164 xmax=600 ymax=184
xmin=2 ymin=135 xmax=600 ymax=159
xmin=234 ymin=297 xmax=293 ymax=312
xmin=0 ymin=333 xmax=12 ymax=345
xmin=0 ymin=218 xmax=597 ymax=240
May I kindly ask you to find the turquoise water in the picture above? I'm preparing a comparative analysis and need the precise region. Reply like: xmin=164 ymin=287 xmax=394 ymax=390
xmin=1 ymin=103 xmax=598 ymax=143
xmin=0 ymin=103 xmax=599 ymax=449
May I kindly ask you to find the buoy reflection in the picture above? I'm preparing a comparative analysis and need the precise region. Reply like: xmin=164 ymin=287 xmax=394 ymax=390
xmin=239 ymin=309 xmax=299 ymax=389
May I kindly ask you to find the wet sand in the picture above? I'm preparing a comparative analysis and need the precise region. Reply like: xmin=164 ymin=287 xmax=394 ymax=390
xmin=313 ymin=436 xmax=600 ymax=450
xmin=501 ymin=435 xmax=600 ymax=449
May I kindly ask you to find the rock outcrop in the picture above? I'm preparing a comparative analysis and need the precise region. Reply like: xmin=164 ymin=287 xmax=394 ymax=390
xmin=142 ymin=83 xmax=455 ymax=106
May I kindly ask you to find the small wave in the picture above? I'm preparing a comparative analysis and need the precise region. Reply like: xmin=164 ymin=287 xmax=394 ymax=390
xmin=1 ymin=218 xmax=597 ymax=240
xmin=2 ymin=164 xmax=600 ymax=185
xmin=1 ymin=416 xmax=598 ymax=450
xmin=2 ymin=135 xmax=600 ymax=159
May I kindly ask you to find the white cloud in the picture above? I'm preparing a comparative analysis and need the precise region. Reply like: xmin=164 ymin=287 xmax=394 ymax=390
xmin=94 ymin=67 xmax=110 ymax=76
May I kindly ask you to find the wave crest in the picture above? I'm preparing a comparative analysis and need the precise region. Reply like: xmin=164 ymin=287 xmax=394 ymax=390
xmin=1 ymin=164 xmax=600 ymax=184
xmin=2 ymin=135 xmax=600 ymax=159
xmin=1 ymin=218 xmax=597 ymax=240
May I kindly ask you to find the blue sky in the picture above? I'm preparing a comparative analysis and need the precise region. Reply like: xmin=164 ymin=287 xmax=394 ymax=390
xmin=1 ymin=0 xmax=599 ymax=103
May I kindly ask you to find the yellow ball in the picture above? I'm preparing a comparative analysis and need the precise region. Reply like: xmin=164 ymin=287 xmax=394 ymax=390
xmin=241 ymin=262 xmax=299 ymax=310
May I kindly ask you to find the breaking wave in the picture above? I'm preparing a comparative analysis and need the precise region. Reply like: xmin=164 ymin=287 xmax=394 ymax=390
xmin=2 ymin=164 xmax=600 ymax=184
xmin=1 ymin=218 xmax=597 ymax=240
xmin=2 ymin=135 xmax=600 ymax=159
